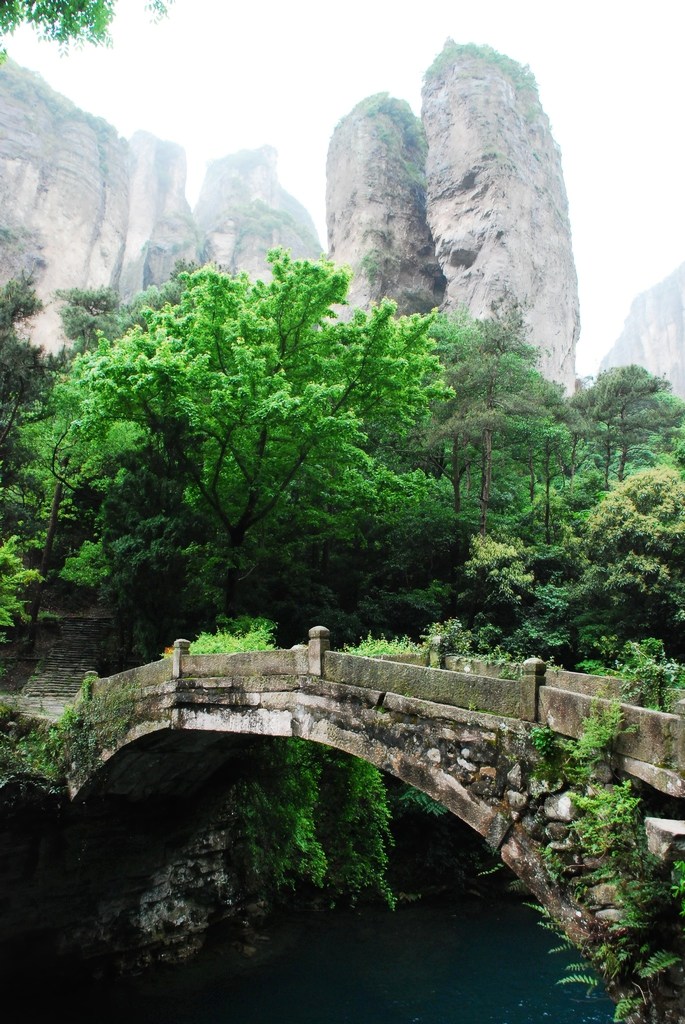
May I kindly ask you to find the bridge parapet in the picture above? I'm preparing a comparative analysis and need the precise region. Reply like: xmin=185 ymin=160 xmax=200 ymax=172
xmin=540 ymin=684 xmax=685 ymax=795
xmin=319 ymin=647 xmax=685 ymax=795
xmin=95 ymin=655 xmax=173 ymax=691
xmin=321 ymin=651 xmax=532 ymax=716
xmin=88 ymin=628 xmax=685 ymax=796
xmin=166 ymin=629 xmax=325 ymax=681
xmin=177 ymin=648 xmax=310 ymax=679
xmin=444 ymin=656 xmax=624 ymax=699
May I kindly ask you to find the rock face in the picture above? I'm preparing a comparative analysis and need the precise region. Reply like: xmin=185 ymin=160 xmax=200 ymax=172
xmin=0 ymin=62 xmax=322 ymax=353
xmin=0 ymin=769 xmax=251 ymax=985
xmin=0 ymin=61 xmax=130 ymax=351
xmin=326 ymin=43 xmax=580 ymax=392
xmin=3 ymin=46 xmax=580 ymax=385
xmin=195 ymin=146 xmax=323 ymax=280
xmin=599 ymin=262 xmax=685 ymax=397
xmin=422 ymin=43 xmax=579 ymax=391
xmin=119 ymin=130 xmax=199 ymax=300
xmin=326 ymin=94 xmax=445 ymax=315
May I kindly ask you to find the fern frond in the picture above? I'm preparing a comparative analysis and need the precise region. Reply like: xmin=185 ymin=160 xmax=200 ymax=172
xmin=538 ymin=918 xmax=563 ymax=933
xmin=557 ymin=974 xmax=599 ymax=990
xmin=477 ymin=862 xmax=503 ymax=876
xmin=614 ymin=995 xmax=642 ymax=1020
xmin=549 ymin=941 xmax=574 ymax=954
xmin=637 ymin=951 xmax=680 ymax=978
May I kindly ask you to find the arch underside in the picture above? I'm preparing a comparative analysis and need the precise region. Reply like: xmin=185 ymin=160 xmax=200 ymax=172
xmin=73 ymin=681 xmax=595 ymax=948
xmin=78 ymin=690 xmax=513 ymax=845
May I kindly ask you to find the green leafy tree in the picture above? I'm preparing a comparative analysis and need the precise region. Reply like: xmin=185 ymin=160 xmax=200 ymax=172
xmin=574 ymin=466 xmax=685 ymax=658
xmin=56 ymin=286 xmax=121 ymax=356
xmin=461 ymin=533 xmax=534 ymax=640
xmin=613 ymin=638 xmax=685 ymax=711
xmin=231 ymin=738 xmax=395 ymax=907
xmin=428 ymin=306 xmax=542 ymax=539
xmin=0 ymin=1 xmax=170 ymax=60
xmin=0 ymin=535 xmax=40 ymax=638
xmin=19 ymin=378 xmax=146 ymax=645
xmin=572 ymin=365 xmax=684 ymax=488
xmin=508 ymin=373 xmax=576 ymax=545
xmin=0 ymin=274 xmax=53 ymax=472
xmin=56 ymin=266 xmax=195 ymax=359
xmin=351 ymin=470 xmax=455 ymax=638
xmin=232 ymin=738 xmax=327 ymax=897
xmin=0 ymin=274 xmax=60 ymax=556
xmin=66 ymin=249 xmax=446 ymax=615
xmin=237 ymin=459 xmax=455 ymax=646
xmin=314 ymin=748 xmax=396 ymax=907
xmin=71 ymin=447 xmax=216 ymax=660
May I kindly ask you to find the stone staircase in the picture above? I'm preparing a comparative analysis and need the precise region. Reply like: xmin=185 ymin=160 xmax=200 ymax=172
xmin=17 ymin=615 xmax=114 ymax=719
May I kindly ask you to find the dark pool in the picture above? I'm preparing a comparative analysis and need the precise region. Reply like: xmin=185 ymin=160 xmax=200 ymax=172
xmin=43 ymin=896 xmax=615 ymax=1024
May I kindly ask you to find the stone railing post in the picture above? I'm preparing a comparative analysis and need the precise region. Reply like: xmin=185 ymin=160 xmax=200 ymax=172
xmin=429 ymin=635 xmax=443 ymax=669
xmin=81 ymin=669 xmax=98 ymax=699
xmin=308 ymin=626 xmax=330 ymax=677
xmin=173 ymin=638 xmax=191 ymax=679
xmin=521 ymin=657 xmax=546 ymax=722
xmin=673 ymin=699 xmax=685 ymax=772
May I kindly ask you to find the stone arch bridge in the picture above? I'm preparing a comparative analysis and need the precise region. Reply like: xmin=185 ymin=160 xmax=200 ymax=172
xmin=67 ymin=627 xmax=685 ymax=1021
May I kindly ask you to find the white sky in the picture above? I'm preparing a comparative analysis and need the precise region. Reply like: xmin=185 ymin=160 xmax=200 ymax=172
xmin=5 ymin=0 xmax=685 ymax=378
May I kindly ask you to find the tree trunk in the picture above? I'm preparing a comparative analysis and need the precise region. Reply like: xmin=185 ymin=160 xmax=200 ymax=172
xmin=451 ymin=436 xmax=461 ymax=515
xmin=479 ymin=428 xmax=493 ymax=537
xmin=544 ymin=467 xmax=552 ymax=544
xmin=26 ymin=480 xmax=63 ymax=648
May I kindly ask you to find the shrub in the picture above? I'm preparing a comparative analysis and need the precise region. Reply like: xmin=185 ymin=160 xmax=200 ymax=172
xmin=343 ymin=633 xmax=422 ymax=658
xmin=187 ymin=616 xmax=277 ymax=655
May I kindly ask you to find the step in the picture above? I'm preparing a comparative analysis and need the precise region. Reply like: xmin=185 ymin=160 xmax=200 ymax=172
xmin=21 ymin=614 xmax=114 ymax=706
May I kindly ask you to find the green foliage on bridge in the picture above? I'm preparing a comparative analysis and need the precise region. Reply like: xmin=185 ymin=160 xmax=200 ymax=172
xmin=188 ymin=617 xmax=278 ymax=654
xmin=531 ymin=698 xmax=679 ymax=1018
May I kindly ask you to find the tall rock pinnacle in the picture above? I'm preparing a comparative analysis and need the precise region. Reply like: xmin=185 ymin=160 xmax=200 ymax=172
xmin=326 ymin=44 xmax=581 ymax=391
xmin=326 ymin=94 xmax=445 ymax=316
xmin=421 ymin=41 xmax=580 ymax=391
xmin=194 ymin=146 xmax=323 ymax=281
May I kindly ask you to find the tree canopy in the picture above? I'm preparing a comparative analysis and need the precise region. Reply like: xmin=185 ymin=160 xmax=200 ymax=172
xmin=0 ymin=275 xmax=56 ymax=491
xmin=0 ymin=0 xmax=170 ymax=60
xmin=570 ymin=364 xmax=682 ymax=487
xmin=64 ymin=248 xmax=447 ymax=615
xmin=428 ymin=306 xmax=544 ymax=534
xmin=575 ymin=466 xmax=685 ymax=657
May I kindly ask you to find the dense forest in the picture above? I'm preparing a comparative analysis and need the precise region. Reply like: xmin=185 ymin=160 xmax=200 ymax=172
xmin=2 ymin=249 xmax=685 ymax=688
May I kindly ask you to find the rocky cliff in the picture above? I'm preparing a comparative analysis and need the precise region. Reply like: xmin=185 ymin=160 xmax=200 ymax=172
xmin=195 ymin=146 xmax=322 ymax=279
xmin=326 ymin=43 xmax=580 ymax=392
xmin=0 ymin=760 xmax=257 ymax=985
xmin=599 ymin=262 xmax=685 ymax=398
xmin=0 ymin=61 xmax=130 ymax=351
xmin=326 ymin=94 xmax=445 ymax=315
xmin=119 ymin=130 xmax=199 ymax=300
xmin=0 ymin=62 xmax=322 ymax=352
